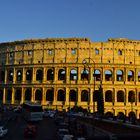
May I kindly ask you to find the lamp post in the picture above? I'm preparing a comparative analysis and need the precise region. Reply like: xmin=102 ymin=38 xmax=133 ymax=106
xmin=82 ymin=57 xmax=95 ymax=113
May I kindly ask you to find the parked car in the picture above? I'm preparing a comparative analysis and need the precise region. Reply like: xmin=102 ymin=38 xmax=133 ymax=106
xmin=0 ymin=126 xmax=8 ymax=137
xmin=24 ymin=124 xmax=37 ymax=138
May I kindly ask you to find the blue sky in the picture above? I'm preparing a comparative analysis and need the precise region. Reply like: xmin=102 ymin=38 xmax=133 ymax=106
xmin=0 ymin=0 xmax=140 ymax=42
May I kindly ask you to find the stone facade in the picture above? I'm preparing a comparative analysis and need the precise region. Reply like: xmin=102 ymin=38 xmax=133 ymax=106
xmin=0 ymin=37 xmax=140 ymax=118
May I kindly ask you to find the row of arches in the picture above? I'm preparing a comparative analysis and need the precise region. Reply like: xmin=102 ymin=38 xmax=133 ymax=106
xmin=0 ymin=89 xmax=139 ymax=104
xmin=0 ymin=68 xmax=140 ymax=83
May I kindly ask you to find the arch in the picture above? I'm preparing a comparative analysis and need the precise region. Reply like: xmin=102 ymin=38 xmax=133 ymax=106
xmin=105 ymin=70 xmax=112 ymax=81
xmin=46 ymin=89 xmax=54 ymax=101
xmin=7 ymin=70 xmax=13 ymax=82
xmin=6 ymin=89 xmax=12 ymax=101
xmin=0 ymin=89 xmax=3 ymax=101
xmin=36 ymin=69 xmax=43 ymax=81
xmin=81 ymin=69 xmax=89 ymax=80
xmin=117 ymin=112 xmax=125 ymax=120
xmin=70 ymin=69 xmax=77 ymax=80
xmin=47 ymin=69 xmax=54 ymax=80
xmin=116 ymin=70 xmax=123 ymax=81
xmin=35 ymin=89 xmax=42 ymax=101
xmin=93 ymin=69 xmax=101 ymax=81
xmin=104 ymin=111 xmax=114 ymax=118
xmin=58 ymin=69 xmax=66 ymax=80
xmin=17 ymin=70 xmax=22 ymax=82
xmin=26 ymin=69 xmax=32 ymax=81
xmin=57 ymin=89 xmax=65 ymax=101
xmin=105 ymin=90 xmax=112 ymax=102
xmin=129 ymin=111 xmax=136 ymax=119
xmin=128 ymin=91 xmax=135 ymax=102
xmin=117 ymin=90 xmax=124 ymax=102
xmin=128 ymin=70 xmax=134 ymax=81
xmin=69 ymin=90 xmax=77 ymax=102
xmin=25 ymin=88 xmax=32 ymax=101
xmin=15 ymin=89 xmax=22 ymax=101
xmin=81 ymin=90 xmax=89 ymax=102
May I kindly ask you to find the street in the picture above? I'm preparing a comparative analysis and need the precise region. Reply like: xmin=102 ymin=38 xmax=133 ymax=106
xmin=1 ymin=112 xmax=57 ymax=140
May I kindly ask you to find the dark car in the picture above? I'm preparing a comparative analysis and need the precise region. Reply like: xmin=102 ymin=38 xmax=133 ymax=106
xmin=24 ymin=124 xmax=37 ymax=138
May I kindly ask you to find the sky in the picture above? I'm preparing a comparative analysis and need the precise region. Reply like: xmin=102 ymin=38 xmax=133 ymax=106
xmin=0 ymin=0 xmax=140 ymax=43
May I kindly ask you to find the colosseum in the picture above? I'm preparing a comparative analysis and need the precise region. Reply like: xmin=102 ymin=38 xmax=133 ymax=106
xmin=0 ymin=37 xmax=140 ymax=118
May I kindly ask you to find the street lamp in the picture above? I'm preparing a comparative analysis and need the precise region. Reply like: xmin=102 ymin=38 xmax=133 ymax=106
xmin=82 ymin=57 xmax=95 ymax=113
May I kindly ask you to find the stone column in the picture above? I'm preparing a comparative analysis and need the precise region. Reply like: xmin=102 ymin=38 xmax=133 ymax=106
xmin=21 ymin=88 xmax=24 ymax=104
xmin=4 ymin=69 xmax=7 ymax=84
xmin=32 ymin=68 xmax=36 ymax=82
xmin=43 ymin=68 xmax=46 ymax=82
xmin=65 ymin=88 xmax=69 ymax=106
xmin=31 ymin=88 xmax=35 ymax=102
xmin=77 ymin=88 xmax=81 ymax=105
xmin=13 ymin=68 xmax=16 ymax=84
xmin=77 ymin=67 xmax=81 ymax=83
xmin=22 ymin=68 xmax=25 ymax=83
xmin=89 ymin=67 xmax=92 ymax=84
xmin=42 ymin=88 xmax=45 ymax=106
xmin=66 ymin=67 xmax=70 ymax=84
xmin=54 ymin=67 xmax=58 ymax=83
xmin=125 ymin=88 xmax=128 ymax=105
xmin=11 ymin=87 xmax=15 ymax=104
xmin=3 ymin=88 xmax=6 ymax=104
xmin=53 ymin=88 xmax=57 ymax=107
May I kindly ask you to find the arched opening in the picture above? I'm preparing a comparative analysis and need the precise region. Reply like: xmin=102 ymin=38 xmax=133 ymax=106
xmin=15 ymin=89 xmax=22 ymax=104
xmin=17 ymin=70 xmax=22 ymax=82
xmin=116 ymin=70 xmax=123 ymax=81
xmin=105 ymin=70 xmax=112 ymax=81
xmin=35 ymin=89 xmax=42 ymax=101
xmin=81 ymin=90 xmax=89 ymax=102
xmin=26 ymin=70 xmax=32 ymax=81
xmin=70 ymin=69 xmax=77 ymax=80
xmin=128 ymin=70 xmax=134 ymax=81
xmin=81 ymin=69 xmax=89 ymax=80
xmin=117 ymin=112 xmax=125 ymax=120
xmin=129 ymin=111 xmax=136 ymax=123
xmin=6 ymin=89 xmax=12 ymax=103
xmin=104 ymin=112 xmax=114 ymax=118
xmin=105 ymin=90 xmax=112 ymax=102
xmin=128 ymin=91 xmax=135 ymax=102
xmin=69 ymin=90 xmax=77 ymax=102
xmin=117 ymin=90 xmax=124 ymax=102
xmin=93 ymin=69 xmax=101 ymax=81
xmin=7 ymin=70 xmax=13 ymax=82
xmin=25 ymin=89 xmax=32 ymax=101
xmin=58 ymin=69 xmax=66 ymax=80
xmin=36 ymin=69 xmax=43 ymax=81
xmin=47 ymin=69 xmax=54 ymax=80
xmin=57 ymin=89 xmax=65 ymax=101
xmin=46 ymin=89 xmax=54 ymax=101
xmin=0 ymin=89 xmax=3 ymax=102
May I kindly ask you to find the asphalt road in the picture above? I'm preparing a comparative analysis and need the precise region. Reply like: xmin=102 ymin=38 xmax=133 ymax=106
xmin=1 ymin=113 xmax=57 ymax=140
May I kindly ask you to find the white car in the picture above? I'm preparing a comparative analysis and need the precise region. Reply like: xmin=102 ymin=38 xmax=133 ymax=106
xmin=0 ymin=126 xmax=8 ymax=137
